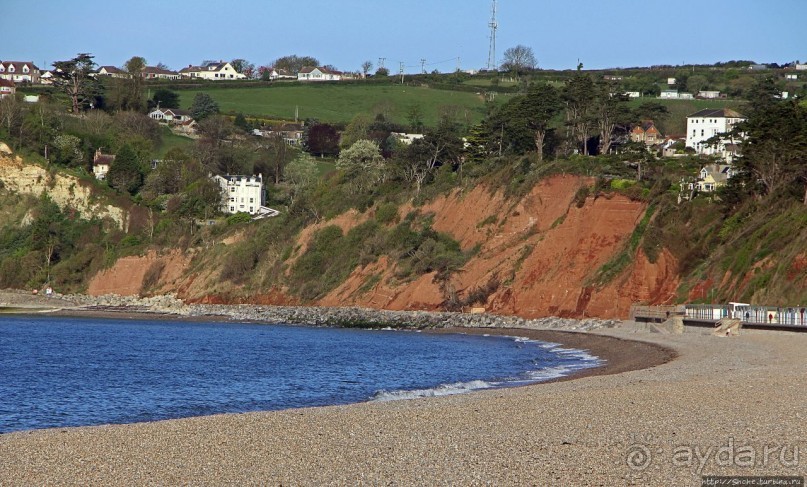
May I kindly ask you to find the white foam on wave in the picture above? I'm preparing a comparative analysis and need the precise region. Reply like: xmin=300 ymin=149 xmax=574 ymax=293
xmin=368 ymin=335 xmax=605 ymax=403
xmin=371 ymin=379 xmax=495 ymax=402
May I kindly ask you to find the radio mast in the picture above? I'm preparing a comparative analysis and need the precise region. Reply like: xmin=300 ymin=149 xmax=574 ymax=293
xmin=486 ymin=0 xmax=498 ymax=71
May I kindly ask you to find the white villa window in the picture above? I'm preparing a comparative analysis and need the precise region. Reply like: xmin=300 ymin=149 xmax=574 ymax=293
xmin=8 ymin=66 xmax=14 ymax=72
xmin=230 ymin=206 xmax=235 ymax=212
xmin=230 ymin=187 xmax=235 ymax=192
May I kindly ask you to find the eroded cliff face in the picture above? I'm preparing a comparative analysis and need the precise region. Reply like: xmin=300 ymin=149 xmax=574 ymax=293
xmin=87 ymin=175 xmax=680 ymax=319
xmin=0 ymin=152 xmax=128 ymax=230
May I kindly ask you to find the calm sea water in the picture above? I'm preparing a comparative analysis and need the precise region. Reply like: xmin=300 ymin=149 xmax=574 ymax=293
xmin=0 ymin=315 xmax=602 ymax=433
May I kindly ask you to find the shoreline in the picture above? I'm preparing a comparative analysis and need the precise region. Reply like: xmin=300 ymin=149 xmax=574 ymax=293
xmin=1 ymin=308 xmax=675 ymax=434
xmin=3 ymin=303 xmax=674 ymax=391
xmin=2 ymin=309 xmax=805 ymax=483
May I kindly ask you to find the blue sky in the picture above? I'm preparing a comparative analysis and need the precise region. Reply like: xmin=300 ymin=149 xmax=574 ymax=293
xmin=4 ymin=0 xmax=806 ymax=73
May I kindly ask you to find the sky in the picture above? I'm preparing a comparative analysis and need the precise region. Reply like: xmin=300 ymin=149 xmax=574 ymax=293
xmin=4 ymin=0 xmax=806 ymax=73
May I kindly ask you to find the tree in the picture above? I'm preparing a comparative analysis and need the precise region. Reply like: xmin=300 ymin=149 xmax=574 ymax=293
xmin=337 ymin=139 xmax=385 ymax=190
xmin=361 ymin=60 xmax=373 ymax=78
xmin=150 ymin=88 xmax=180 ymax=109
xmin=190 ymin=92 xmax=219 ymax=120
xmin=230 ymin=58 xmax=255 ymax=78
xmin=735 ymin=93 xmax=807 ymax=204
xmin=283 ymin=153 xmax=319 ymax=207
xmin=256 ymin=134 xmax=295 ymax=184
xmin=340 ymin=113 xmax=373 ymax=149
xmin=592 ymin=81 xmax=631 ymax=155
xmin=107 ymin=144 xmax=144 ymax=194
xmin=303 ymin=122 xmax=340 ymax=157
xmin=685 ymin=74 xmax=708 ymax=94
xmin=563 ymin=74 xmax=596 ymax=155
xmin=375 ymin=67 xmax=390 ymax=77
xmin=507 ymin=83 xmax=562 ymax=162
xmin=123 ymin=56 xmax=147 ymax=112
xmin=407 ymin=105 xmax=425 ymax=133
xmin=272 ymin=55 xmax=320 ymax=74
xmin=500 ymin=45 xmax=537 ymax=75
xmin=633 ymin=102 xmax=670 ymax=124
xmin=51 ymin=53 xmax=100 ymax=113
xmin=233 ymin=113 xmax=252 ymax=133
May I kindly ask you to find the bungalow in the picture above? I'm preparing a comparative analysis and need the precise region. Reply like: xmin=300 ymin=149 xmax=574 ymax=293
xmin=630 ymin=121 xmax=662 ymax=146
xmin=148 ymin=107 xmax=193 ymax=124
xmin=392 ymin=132 xmax=425 ymax=145
xmin=262 ymin=67 xmax=296 ymax=80
xmin=179 ymin=61 xmax=246 ymax=80
xmin=95 ymin=66 xmax=127 ymax=78
xmin=0 ymin=61 xmax=41 ymax=83
xmin=39 ymin=70 xmax=54 ymax=85
xmin=686 ymin=108 xmax=746 ymax=162
xmin=785 ymin=74 xmax=798 ymax=80
xmin=659 ymin=90 xmax=694 ymax=100
xmin=297 ymin=66 xmax=342 ymax=81
xmin=142 ymin=66 xmax=180 ymax=80
xmin=92 ymin=149 xmax=115 ymax=180
xmin=697 ymin=90 xmax=722 ymax=99
xmin=796 ymin=64 xmax=807 ymax=71
xmin=0 ymin=79 xmax=15 ymax=98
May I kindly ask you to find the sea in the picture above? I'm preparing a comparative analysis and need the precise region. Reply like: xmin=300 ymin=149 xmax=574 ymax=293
xmin=0 ymin=315 xmax=602 ymax=434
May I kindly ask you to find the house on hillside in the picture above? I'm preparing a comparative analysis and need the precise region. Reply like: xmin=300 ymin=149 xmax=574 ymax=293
xmin=262 ymin=67 xmax=296 ymax=80
xmin=92 ymin=149 xmax=116 ymax=180
xmin=630 ymin=121 xmax=662 ymax=146
xmin=689 ymin=164 xmax=735 ymax=193
xmin=392 ymin=132 xmax=425 ymax=145
xmin=264 ymin=123 xmax=304 ymax=145
xmin=686 ymin=108 xmax=746 ymax=162
xmin=697 ymin=90 xmax=723 ymax=99
xmin=179 ymin=61 xmax=246 ymax=80
xmin=95 ymin=66 xmax=127 ymax=78
xmin=0 ymin=61 xmax=41 ymax=83
xmin=297 ymin=66 xmax=342 ymax=81
xmin=785 ymin=74 xmax=798 ymax=80
xmin=142 ymin=66 xmax=180 ymax=80
xmin=148 ymin=107 xmax=193 ymax=124
xmin=213 ymin=173 xmax=271 ymax=216
xmin=39 ymin=70 xmax=54 ymax=85
xmin=0 ymin=79 xmax=15 ymax=98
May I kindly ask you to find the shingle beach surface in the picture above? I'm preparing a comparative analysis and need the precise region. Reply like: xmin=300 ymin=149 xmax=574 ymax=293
xmin=1 ymin=326 xmax=805 ymax=486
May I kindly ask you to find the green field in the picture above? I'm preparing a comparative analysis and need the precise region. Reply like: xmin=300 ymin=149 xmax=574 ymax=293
xmin=155 ymin=127 xmax=194 ymax=158
xmin=176 ymin=84 xmax=506 ymax=127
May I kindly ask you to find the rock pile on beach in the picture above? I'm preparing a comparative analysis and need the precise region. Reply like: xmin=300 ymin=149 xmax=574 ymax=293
xmin=64 ymin=293 xmax=619 ymax=331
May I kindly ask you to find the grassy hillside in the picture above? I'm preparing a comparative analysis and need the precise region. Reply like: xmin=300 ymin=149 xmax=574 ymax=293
xmin=177 ymin=84 xmax=505 ymax=126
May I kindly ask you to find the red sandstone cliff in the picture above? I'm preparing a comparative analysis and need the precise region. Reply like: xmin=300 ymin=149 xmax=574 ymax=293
xmin=87 ymin=175 xmax=680 ymax=319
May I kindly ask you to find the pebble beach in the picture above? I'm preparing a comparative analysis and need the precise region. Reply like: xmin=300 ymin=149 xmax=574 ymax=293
xmin=1 ymin=294 xmax=806 ymax=485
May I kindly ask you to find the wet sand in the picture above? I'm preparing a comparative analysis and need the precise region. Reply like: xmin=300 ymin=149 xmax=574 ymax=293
xmin=1 ymin=317 xmax=805 ymax=485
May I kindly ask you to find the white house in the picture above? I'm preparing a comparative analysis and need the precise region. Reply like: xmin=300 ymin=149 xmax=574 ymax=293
xmin=0 ymin=79 xmax=15 ymax=98
xmin=392 ymin=132 xmax=425 ymax=145
xmin=667 ymin=77 xmax=676 ymax=85
xmin=142 ymin=66 xmax=180 ymax=80
xmin=785 ymin=74 xmax=798 ymax=80
xmin=262 ymin=67 xmax=296 ymax=80
xmin=148 ymin=107 xmax=193 ymax=124
xmin=95 ymin=66 xmax=127 ymax=78
xmin=214 ymin=174 xmax=265 ymax=215
xmin=92 ymin=149 xmax=115 ymax=180
xmin=297 ymin=66 xmax=342 ymax=81
xmin=697 ymin=90 xmax=722 ymax=99
xmin=660 ymin=90 xmax=694 ymax=100
xmin=0 ymin=61 xmax=41 ymax=83
xmin=179 ymin=61 xmax=246 ymax=80
xmin=686 ymin=108 xmax=746 ymax=162
xmin=796 ymin=64 xmax=807 ymax=71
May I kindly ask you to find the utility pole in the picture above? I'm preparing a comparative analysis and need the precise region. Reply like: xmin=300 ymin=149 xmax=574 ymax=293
xmin=457 ymin=57 xmax=461 ymax=72
xmin=378 ymin=57 xmax=385 ymax=69
xmin=399 ymin=62 xmax=404 ymax=84
xmin=420 ymin=59 xmax=426 ymax=74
